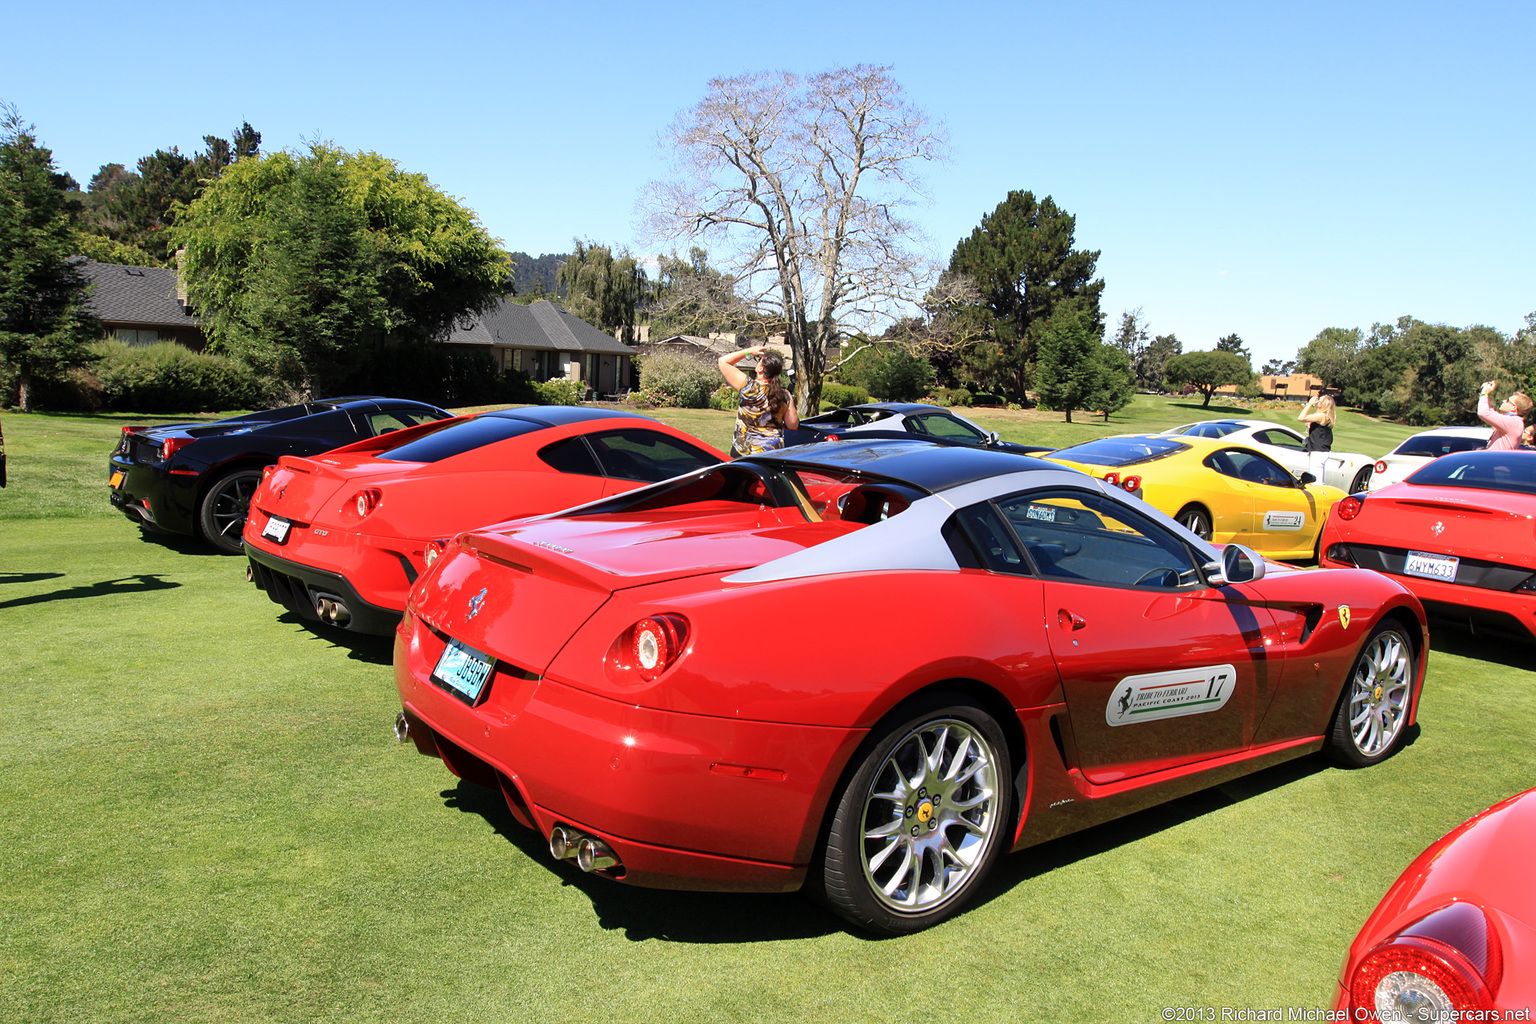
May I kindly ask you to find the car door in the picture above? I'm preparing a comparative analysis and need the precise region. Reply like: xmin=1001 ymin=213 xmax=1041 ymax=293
xmin=1216 ymin=448 xmax=1322 ymax=555
xmin=584 ymin=428 xmax=722 ymax=493
xmin=974 ymin=488 xmax=1277 ymax=783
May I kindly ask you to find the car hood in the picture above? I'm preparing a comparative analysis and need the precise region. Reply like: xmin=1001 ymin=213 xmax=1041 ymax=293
xmin=1360 ymin=483 xmax=1536 ymax=551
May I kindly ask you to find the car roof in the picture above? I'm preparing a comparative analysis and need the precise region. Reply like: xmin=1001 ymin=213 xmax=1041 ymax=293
xmin=1410 ymin=425 xmax=1492 ymax=437
xmin=747 ymin=437 xmax=1060 ymax=492
xmin=483 ymin=406 xmax=648 ymax=428
xmin=849 ymin=403 xmax=953 ymax=414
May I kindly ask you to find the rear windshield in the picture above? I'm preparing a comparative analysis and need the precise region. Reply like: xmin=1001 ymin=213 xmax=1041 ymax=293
xmin=375 ymin=415 xmax=545 ymax=463
xmin=1393 ymin=433 xmax=1489 ymax=457
xmin=1172 ymin=421 xmax=1243 ymax=438
xmin=1050 ymin=436 xmax=1189 ymax=467
xmin=1406 ymin=451 xmax=1536 ymax=495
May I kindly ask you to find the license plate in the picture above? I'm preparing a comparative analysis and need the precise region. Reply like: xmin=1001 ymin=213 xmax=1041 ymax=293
xmin=109 ymin=471 xmax=124 ymax=488
xmin=261 ymin=515 xmax=291 ymax=543
xmin=1403 ymin=550 xmax=1458 ymax=582
xmin=430 ymin=637 xmax=495 ymax=704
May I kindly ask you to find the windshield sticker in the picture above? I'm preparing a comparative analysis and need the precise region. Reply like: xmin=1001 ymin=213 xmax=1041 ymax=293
xmin=1106 ymin=665 xmax=1237 ymax=726
xmin=1025 ymin=505 xmax=1057 ymax=522
xmin=1262 ymin=510 xmax=1305 ymax=531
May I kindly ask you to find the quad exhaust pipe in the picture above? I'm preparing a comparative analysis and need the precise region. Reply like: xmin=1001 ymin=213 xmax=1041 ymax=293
xmin=548 ymin=825 xmax=620 ymax=873
xmin=313 ymin=593 xmax=352 ymax=626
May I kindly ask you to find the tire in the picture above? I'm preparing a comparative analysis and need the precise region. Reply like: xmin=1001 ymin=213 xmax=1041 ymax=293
xmin=1175 ymin=504 xmax=1213 ymax=541
xmin=1348 ymin=466 xmax=1372 ymax=494
xmin=1324 ymin=623 xmax=1415 ymax=767
xmin=198 ymin=468 xmax=263 ymax=555
xmin=817 ymin=692 xmax=1013 ymax=935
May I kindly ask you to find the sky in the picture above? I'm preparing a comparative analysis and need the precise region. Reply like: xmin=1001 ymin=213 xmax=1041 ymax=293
xmin=5 ymin=0 xmax=1532 ymax=368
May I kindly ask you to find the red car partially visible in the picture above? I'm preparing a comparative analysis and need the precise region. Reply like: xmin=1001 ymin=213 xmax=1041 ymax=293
xmin=1334 ymin=787 xmax=1536 ymax=1013
xmin=1318 ymin=449 xmax=1536 ymax=643
xmin=242 ymin=406 xmax=724 ymax=633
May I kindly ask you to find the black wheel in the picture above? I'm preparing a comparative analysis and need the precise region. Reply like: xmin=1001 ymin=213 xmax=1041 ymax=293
xmin=1325 ymin=623 xmax=1415 ymax=767
xmin=817 ymin=691 xmax=1013 ymax=935
xmin=1175 ymin=504 xmax=1212 ymax=541
xmin=198 ymin=469 xmax=263 ymax=555
xmin=1349 ymin=466 xmax=1372 ymax=494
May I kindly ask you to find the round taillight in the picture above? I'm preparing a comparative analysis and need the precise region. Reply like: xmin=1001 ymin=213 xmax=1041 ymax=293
xmin=1375 ymin=460 xmax=1388 ymax=475
xmin=351 ymin=488 xmax=382 ymax=519
xmin=1335 ymin=495 xmax=1364 ymax=521
xmin=1349 ymin=939 xmax=1496 ymax=1015
xmin=423 ymin=539 xmax=446 ymax=567
xmin=1103 ymin=472 xmax=1120 ymax=487
xmin=624 ymin=614 xmax=688 ymax=681
xmin=1121 ymin=475 xmax=1142 ymax=491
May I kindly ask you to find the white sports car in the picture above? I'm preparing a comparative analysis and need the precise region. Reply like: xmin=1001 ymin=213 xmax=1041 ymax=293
xmin=1160 ymin=419 xmax=1377 ymax=493
xmin=1365 ymin=425 xmax=1492 ymax=491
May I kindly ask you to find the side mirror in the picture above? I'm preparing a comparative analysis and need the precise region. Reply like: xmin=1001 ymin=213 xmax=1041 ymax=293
xmin=1298 ymin=471 xmax=1317 ymax=486
xmin=1216 ymin=544 xmax=1265 ymax=586
xmin=986 ymin=431 xmax=1001 ymax=445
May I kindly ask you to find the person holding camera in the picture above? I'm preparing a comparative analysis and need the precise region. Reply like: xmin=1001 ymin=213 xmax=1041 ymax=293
xmin=1297 ymin=391 xmax=1337 ymax=480
xmin=1477 ymin=380 xmax=1533 ymax=451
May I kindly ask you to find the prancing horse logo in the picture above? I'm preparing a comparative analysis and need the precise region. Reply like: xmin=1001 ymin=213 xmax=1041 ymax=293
xmin=1431 ymin=521 xmax=1445 ymax=536
xmin=466 ymin=587 xmax=487 ymax=621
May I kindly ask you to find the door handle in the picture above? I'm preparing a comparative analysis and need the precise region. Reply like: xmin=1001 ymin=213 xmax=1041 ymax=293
xmin=1057 ymin=609 xmax=1086 ymax=631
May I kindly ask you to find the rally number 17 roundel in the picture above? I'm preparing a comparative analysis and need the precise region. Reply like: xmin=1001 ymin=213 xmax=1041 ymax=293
xmin=1105 ymin=665 xmax=1237 ymax=726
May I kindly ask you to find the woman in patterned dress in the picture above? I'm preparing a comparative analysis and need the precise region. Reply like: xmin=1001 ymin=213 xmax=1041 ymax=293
xmin=719 ymin=345 xmax=799 ymax=458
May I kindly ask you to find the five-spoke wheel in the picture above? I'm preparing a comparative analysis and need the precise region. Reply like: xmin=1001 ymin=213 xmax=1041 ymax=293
xmin=198 ymin=468 xmax=264 ymax=555
xmin=1175 ymin=504 xmax=1213 ymax=541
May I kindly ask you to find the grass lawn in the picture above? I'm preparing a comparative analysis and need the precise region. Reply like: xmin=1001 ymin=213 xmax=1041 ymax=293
xmin=1 ymin=403 xmax=1528 ymax=1022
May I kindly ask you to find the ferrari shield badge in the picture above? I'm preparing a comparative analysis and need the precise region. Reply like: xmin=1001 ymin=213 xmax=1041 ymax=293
xmin=1338 ymin=605 xmax=1351 ymax=630
xmin=466 ymin=587 xmax=487 ymax=622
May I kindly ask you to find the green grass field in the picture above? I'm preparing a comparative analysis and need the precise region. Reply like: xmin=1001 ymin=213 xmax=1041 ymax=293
xmin=1 ymin=401 xmax=1529 ymax=1022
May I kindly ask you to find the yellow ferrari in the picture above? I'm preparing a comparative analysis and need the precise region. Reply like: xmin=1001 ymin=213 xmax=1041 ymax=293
xmin=1045 ymin=433 xmax=1346 ymax=560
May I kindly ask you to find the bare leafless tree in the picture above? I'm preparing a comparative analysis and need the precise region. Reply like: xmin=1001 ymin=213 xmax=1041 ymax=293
xmin=643 ymin=66 xmax=946 ymax=414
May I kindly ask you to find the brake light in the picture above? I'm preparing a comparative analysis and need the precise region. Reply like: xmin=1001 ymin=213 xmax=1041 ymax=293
xmin=159 ymin=436 xmax=192 ymax=460
xmin=1347 ymin=903 xmax=1501 ymax=1014
xmin=615 ymin=614 xmax=689 ymax=682
xmin=351 ymin=488 xmax=383 ymax=519
xmin=1375 ymin=460 xmax=1388 ymax=475
xmin=1335 ymin=495 xmax=1364 ymax=521
xmin=123 ymin=425 xmax=146 ymax=435
xmin=423 ymin=539 xmax=446 ymax=568
xmin=1103 ymin=472 xmax=1120 ymax=487
xmin=1121 ymin=475 xmax=1142 ymax=492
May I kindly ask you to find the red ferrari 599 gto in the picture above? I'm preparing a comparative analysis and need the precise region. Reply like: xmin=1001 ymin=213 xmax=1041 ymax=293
xmin=393 ymin=438 xmax=1429 ymax=933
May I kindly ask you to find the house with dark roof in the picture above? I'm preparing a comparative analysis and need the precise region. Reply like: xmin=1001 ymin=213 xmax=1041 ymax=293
xmin=78 ymin=260 xmax=205 ymax=349
xmin=444 ymin=298 xmax=637 ymax=395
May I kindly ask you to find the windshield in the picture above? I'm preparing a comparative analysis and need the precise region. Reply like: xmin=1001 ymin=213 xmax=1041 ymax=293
xmin=1171 ymin=421 xmax=1243 ymax=439
xmin=1051 ymin=436 xmax=1190 ymax=467
xmin=1405 ymin=451 xmax=1536 ymax=495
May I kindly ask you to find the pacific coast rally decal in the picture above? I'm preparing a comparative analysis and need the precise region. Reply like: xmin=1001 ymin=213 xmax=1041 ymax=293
xmin=1261 ymin=510 xmax=1305 ymax=531
xmin=1105 ymin=665 xmax=1237 ymax=726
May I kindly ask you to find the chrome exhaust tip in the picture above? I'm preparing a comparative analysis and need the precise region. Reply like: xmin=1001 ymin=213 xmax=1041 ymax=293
xmin=549 ymin=825 xmax=579 ymax=861
xmin=393 ymin=711 xmax=410 ymax=743
xmin=576 ymin=837 xmax=618 ymax=873
xmin=245 ymin=563 xmax=254 ymax=583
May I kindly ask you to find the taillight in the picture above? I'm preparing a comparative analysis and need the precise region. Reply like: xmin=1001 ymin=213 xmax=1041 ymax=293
xmin=423 ymin=539 xmax=446 ymax=568
xmin=1375 ymin=460 xmax=1388 ymax=475
xmin=1326 ymin=544 xmax=1358 ymax=566
xmin=1121 ymin=475 xmax=1142 ymax=492
xmin=1347 ymin=903 xmax=1501 ymax=1014
xmin=1335 ymin=495 xmax=1364 ymax=521
xmin=159 ymin=436 xmax=192 ymax=460
xmin=351 ymin=488 xmax=383 ymax=519
xmin=1103 ymin=472 xmax=1120 ymax=487
xmin=615 ymin=614 xmax=689 ymax=682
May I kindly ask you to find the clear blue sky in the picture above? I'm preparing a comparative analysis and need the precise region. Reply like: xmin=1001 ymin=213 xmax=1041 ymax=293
xmin=6 ymin=0 xmax=1531 ymax=367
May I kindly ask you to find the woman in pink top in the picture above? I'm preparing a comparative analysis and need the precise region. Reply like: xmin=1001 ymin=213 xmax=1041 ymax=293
xmin=1477 ymin=380 xmax=1533 ymax=450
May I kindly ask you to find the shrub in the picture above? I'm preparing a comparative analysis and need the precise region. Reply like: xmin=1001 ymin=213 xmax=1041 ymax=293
xmin=339 ymin=342 xmax=535 ymax=407
xmin=533 ymin=378 xmax=586 ymax=406
xmin=819 ymin=383 xmax=871 ymax=409
xmin=636 ymin=350 xmax=719 ymax=408
xmin=928 ymin=387 xmax=972 ymax=408
xmin=970 ymin=392 xmax=1004 ymax=407
xmin=708 ymin=384 xmax=739 ymax=411
xmin=89 ymin=340 xmax=270 ymax=412
xmin=838 ymin=344 xmax=934 ymax=401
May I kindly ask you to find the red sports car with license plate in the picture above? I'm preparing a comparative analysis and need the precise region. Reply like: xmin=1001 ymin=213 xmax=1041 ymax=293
xmin=243 ymin=407 xmax=724 ymax=634
xmin=1318 ymin=450 xmax=1536 ymax=643
xmin=1333 ymin=787 xmax=1536 ymax=1014
xmin=392 ymin=438 xmax=1428 ymax=934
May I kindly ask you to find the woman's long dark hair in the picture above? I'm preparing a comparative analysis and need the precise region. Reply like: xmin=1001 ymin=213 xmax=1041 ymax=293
xmin=758 ymin=352 xmax=791 ymax=413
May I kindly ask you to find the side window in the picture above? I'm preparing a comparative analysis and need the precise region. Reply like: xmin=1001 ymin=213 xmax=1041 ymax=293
xmin=997 ymin=490 xmax=1199 ymax=588
xmin=1213 ymin=448 xmax=1296 ymax=488
xmin=914 ymin=414 xmax=984 ymax=441
xmin=587 ymin=428 xmax=719 ymax=482
xmin=538 ymin=437 xmax=603 ymax=476
xmin=953 ymin=503 xmax=1025 ymax=572
xmin=1254 ymin=429 xmax=1304 ymax=450
xmin=368 ymin=411 xmax=421 ymax=436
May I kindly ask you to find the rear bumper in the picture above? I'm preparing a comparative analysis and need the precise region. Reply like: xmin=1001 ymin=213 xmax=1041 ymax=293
xmin=393 ymin=621 xmax=864 ymax=892
xmin=1320 ymin=552 xmax=1536 ymax=643
xmin=246 ymin=543 xmax=403 ymax=634
xmin=108 ymin=458 xmax=198 ymax=535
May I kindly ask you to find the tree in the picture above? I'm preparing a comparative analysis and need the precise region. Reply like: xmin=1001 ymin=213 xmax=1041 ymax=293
xmin=647 ymin=246 xmax=752 ymax=339
xmin=1112 ymin=308 xmax=1149 ymax=385
xmin=1215 ymin=332 xmax=1250 ymax=362
xmin=1140 ymin=333 xmax=1182 ymax=392
xmin=1296 ymin=327 xmax=1362 ymax=391
xmin=1163 ymin=350 xmax=1252 ymax=407
xmin=645 ymin=65 xmax=945 ymax=415
xmin=177 ymin=143 xmax=510 ymax=395
xmin=1260 ymin=357 xmax=1296 ymax=376
xmin=947 ymin=191 xmax=1105 ymax=402
xmin=837 ymin=341 xmax=933 ymax=402
xmin=558 ymin=240 xmax=649 ymax=343
xmin=1082 ymin=344 xmax=1136 ymax=422
xmin=0 ymin=105 xmax=98 ymax=411
xmin=1033 ymin=309 xmax=1097 ymax=422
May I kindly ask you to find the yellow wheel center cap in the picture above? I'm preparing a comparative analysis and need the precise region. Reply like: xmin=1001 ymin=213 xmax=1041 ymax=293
xmin=917 ymin=801 xmax=934 ymax=824
xmin=1373 ymin=685 xmax=1384 ymax=701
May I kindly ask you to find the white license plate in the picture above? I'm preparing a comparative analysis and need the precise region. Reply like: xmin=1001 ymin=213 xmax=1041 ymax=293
xmin=1403 ymin=550 xmax=1458 ymax=582
xmin=430 ymin=638 xmax=495 ymax=704
xmin=261 ymin=515 xmax=291 ymax=543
